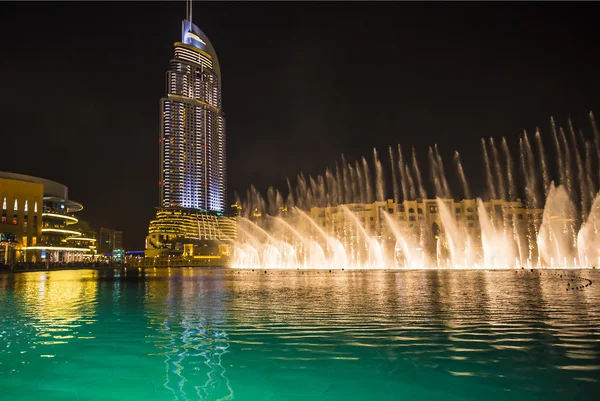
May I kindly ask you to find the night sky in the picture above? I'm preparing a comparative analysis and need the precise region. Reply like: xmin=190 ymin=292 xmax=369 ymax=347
xmin=1 ymin=1 xmax=599 ymax=249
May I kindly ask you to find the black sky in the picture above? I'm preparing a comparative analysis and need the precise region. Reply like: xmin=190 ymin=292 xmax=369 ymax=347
xmin=0 ymin=1 xmax=599 ymax=249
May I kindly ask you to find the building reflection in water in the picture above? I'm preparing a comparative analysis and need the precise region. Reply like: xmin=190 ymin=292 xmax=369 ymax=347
xmin=1 ymin=267 xmax=599 ymax=400
xmin=143 ymin=268 xmax=233 ymax=400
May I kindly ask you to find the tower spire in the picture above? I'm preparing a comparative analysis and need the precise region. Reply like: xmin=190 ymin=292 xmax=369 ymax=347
xmin=186 ymin=0 xmax=192 ymax=23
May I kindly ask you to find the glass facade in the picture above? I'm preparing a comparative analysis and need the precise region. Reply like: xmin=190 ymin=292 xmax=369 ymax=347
xmin=160 ymin=19 xmax=226 ymax=213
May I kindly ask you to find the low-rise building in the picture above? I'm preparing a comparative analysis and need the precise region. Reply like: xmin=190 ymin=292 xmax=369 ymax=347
xmin=0 ymin=172 xmax=94 ymax=264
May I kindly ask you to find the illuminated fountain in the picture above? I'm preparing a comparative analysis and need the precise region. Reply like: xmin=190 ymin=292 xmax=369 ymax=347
xmin=233 ymin=113 xmax=600 ymax=269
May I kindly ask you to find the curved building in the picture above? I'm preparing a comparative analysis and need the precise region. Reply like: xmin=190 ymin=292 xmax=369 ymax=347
xmin=147 ymin=2 xmax=235 ymax=260
xmin=0 ymin=172 xmax=95 ymax=263
xmin=160 ymin=10 xmax=226 ymax=212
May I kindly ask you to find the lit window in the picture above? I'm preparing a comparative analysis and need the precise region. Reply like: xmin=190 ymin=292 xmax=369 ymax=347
xmin=12 ymin=199 xmax=18 ymax=224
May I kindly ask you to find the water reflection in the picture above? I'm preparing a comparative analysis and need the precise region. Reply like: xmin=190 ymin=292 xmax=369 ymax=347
xmin=9 ymin=271 xmax=98 ymax=347
xmin=0 ymin=268 xmax=599 ymax=400
xmin=143 ymin=269 xmax=234 ymax=400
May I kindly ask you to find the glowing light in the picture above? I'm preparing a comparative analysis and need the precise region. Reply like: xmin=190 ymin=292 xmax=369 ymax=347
xmin=42 ymin=213 xmax=78 ymax=223
xmin=66 ymin=237 xmax=96 ymax=242
xmin=41 ymin=228 xmax=82 ymax=236
xmin=23 ymin=246 xmax=89 ymax=251
xmin=185 ymin=31 xmax=206 ymax=46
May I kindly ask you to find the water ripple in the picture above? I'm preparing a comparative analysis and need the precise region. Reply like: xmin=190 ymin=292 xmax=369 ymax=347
xmin=0 ymin=268 xmax=599 ymax=400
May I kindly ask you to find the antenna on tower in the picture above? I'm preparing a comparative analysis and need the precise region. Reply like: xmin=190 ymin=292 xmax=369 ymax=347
xmin=186 ymin=0 xmax=193 ymax=23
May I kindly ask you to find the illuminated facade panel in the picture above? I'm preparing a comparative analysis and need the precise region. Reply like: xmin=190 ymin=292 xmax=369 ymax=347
xmin=146 ymin=209 xmax=237 ymax=250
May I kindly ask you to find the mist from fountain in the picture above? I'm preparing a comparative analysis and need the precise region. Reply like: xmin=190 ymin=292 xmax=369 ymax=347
xmin=232 ymin=114 xmax=600 ymax=270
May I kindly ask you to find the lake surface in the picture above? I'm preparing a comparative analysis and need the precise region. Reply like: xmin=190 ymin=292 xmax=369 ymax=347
xmin=0 ymin=268 xmax=599 ymax=400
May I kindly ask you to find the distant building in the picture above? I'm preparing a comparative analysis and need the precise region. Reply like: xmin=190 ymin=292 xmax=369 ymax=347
xmin=98 ymin=227 xmax=123 ymax=254
xmin=68 ymin=220 xmax=98 ymax=259
xmin=0 ymin=172 xmax=94 ymax=263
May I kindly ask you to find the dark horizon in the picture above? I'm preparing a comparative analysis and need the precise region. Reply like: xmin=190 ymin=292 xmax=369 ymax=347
xmin=1 ymin=1 xmax=599 ymax=249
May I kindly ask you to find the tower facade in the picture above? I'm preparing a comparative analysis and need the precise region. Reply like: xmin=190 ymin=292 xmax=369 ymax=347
xmin=160 ymin=18 xmax=226 ymax=212
xmin=146 ymin=4 xmax=236 ymax=259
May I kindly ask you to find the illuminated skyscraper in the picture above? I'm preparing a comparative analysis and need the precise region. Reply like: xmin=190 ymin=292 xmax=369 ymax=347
xmin=160 ymin=2 xmax=226 ymax=212
xmin=146 ymin=2 xmax=236 ymax=258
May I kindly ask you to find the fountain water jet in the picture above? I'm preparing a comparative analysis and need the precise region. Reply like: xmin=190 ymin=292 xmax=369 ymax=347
xmin=232 ymin=114 xmax=600 ymax=270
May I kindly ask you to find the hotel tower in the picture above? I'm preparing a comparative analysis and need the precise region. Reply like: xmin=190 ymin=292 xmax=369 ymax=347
xmin=146 ymin=1 xmax=236 ymax=257
xmin=160 ymin=6 xmax=225 ymax=211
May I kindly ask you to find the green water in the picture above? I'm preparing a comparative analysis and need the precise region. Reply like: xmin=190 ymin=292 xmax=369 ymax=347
xmin=0 ymin=268 xmax=599 ymax=400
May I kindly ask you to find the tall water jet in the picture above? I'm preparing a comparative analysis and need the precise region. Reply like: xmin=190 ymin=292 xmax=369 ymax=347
xmin=266 ymin=187 xmax=276 ymax=216
xmin=295 ymin=174 xmax=308 ymax=210
xmin=373 ymin=148 xmax=385 ymax=201
xmin=428 ymin=147 xmax=443 ymax=197
xmin=348 ymin=163 xmax=359 ymax=203
xmin=397 ymin=144 xmax=408 ymax=201
xmin=551 ymin=117 xmax=567 ymax=188
xmin=341 ymin=155 xmax=350 ymax=203
xmin=501 ymin=137 xmax=517 ymax=201
xmin=585 ymin=140 xmax=596 ymax=199
xmin=453 ymin=151 xmax=471 ymax=199
xmin=325 ymin=169 xmax=336 ymax=207
xmin=535 ymin=127 xmax=551 ymax=197
xmin=318 ymin=174 xmax=327 ymax=207
xmin=520 ymin=137 xmax=533 ymax=206
xmin=522 ymin=131 xmax=539 ymax=207
xmin=309 ymin=176 xmax=319 ymax=207
xmin=286 ymin=178 xmax=295 ymax=209
xmin=568 ymin=119 xmax=588 ymax=219
xmin=482 ymin=138 xmax=497 ymax=199
xmin=434 ymin=144 xmax=451 ymax=198
xmin=559 ymin=127 xmax=574 ymax=198
xmin=489 ymin=137 xmax=507 ymax=200
xmin=362 ymin=157 xmax=374 ymax=204
xmin=389 ymin=146 xmax=400 ymax=203
xmin=276 ymin=190 xmax=284 ymax=215
xmin=355 ymin=160 xmax=366 ymax=204
xmin=412 ymin=148 xmax=427 ymax=199
xmin=404 ymin=164 xmax=417 ymax=200
xmin=335 ymin=162 xmax=344 ymax=205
